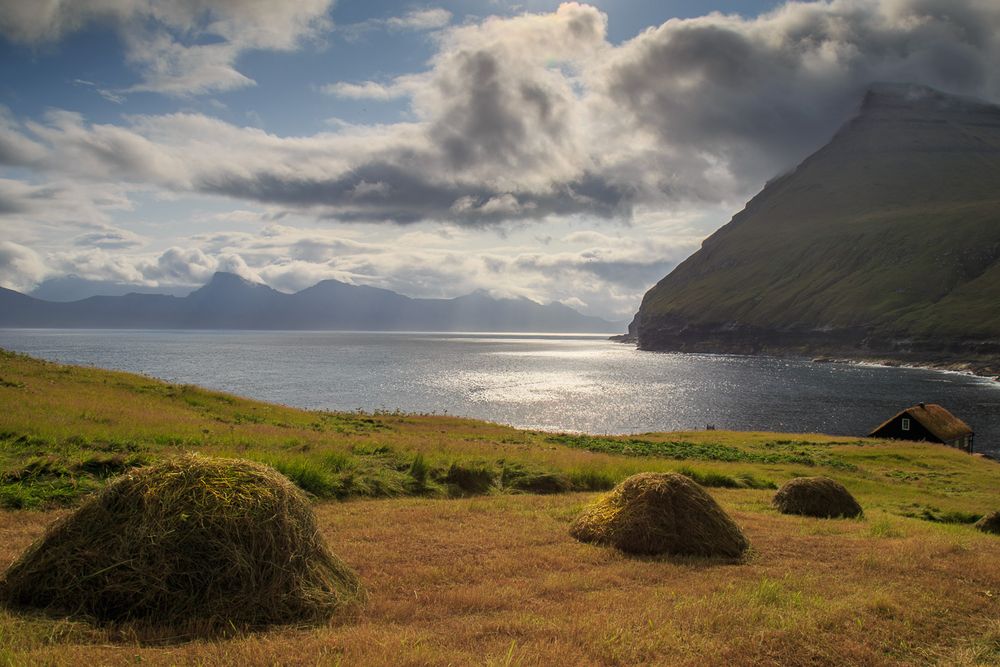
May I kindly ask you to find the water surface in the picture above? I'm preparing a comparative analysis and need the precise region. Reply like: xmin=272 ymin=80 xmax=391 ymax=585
xmin=2 ymin=329 xmax=998 ymax=456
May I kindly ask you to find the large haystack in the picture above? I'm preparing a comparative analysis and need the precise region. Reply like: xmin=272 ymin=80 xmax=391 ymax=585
xmin=569 ymin=472 xmax=749 ymax=558
xmin=0 ymin=455 xmax=362 ymax=633
xmin=773 ymin=476 xmax=862 ymax=518
xmin=976 ymin=511 xmax=1000 ymax=535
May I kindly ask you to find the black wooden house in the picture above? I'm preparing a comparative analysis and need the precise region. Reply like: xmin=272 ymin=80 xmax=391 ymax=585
xmin=869 ymin=403 xmax=974 ymax=453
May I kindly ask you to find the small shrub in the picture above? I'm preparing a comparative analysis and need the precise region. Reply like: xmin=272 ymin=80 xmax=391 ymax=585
xmin=264 ymin=459 xmax=338 ymax=499
xmin=408 ymin=453 xmax=430 ymax=487
xmin=868 ymin=517 xmax=904 ymax=538
xmin=321 ymin=452 xmax=355 ymax=473
xmin=499 ymin=464 xmax=572 ymax=494
xmin=442 ymin=462 xmax=494 ymax=496
xmin=975 ymin=511 xmax=1000 ymax=535
xmin=73 ymin=453 xmax=147 ymax=478
xmin=567 ymin=468 xmax=617 ymax=491
xmin=674 ymin=466 xmax=777 ymax=490
xmin=914 ymin=508 xmax=982 ymax=525
xmin=675 ymin=466 xmax=740 ymax=488
xmin=1 ymin=457 xmax=71 ymax=483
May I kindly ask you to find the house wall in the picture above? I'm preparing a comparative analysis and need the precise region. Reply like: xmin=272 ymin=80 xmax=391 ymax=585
xmin=871 ymin=413 xmax=974 ymax=452
xmin=871 ymin=414 xmax=942 ymax=443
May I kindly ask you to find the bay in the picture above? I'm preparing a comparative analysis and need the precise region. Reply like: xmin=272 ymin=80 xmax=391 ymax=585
xmin=2 ymin=329 xmax=998 ymax=457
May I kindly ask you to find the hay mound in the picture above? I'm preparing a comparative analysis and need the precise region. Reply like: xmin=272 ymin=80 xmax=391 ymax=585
xmin=975 ymin=511 xmax=1000 ymax=535
xmin=569 ymin=472 xmax=749 ymax=557
xmin=0 ymin=455 xmax=362 ymax=632
xmin=773 ymin=476 xmax=862 ymax=518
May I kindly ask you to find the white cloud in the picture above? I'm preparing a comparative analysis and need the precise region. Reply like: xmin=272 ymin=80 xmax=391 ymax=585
xmin=0 ymin=0 xmax=335 ymax=96
xmin=0 ymin=241 xmax=47 ymax=292
xmin=0 ymin=178 xmax=136 ymax=245
xmin=74 ymin=228 xmax=146 ymax=250
xmin=386 ymin=8 xmax=452 ymax=31
xmin=320 ymin=79 xmax=410 ymax=102
xmin=6 ymin=1 xmax=1000 ymax=225
xmin=5 ymin=1 xmax=1000 ymax=316
xmin=338 ymin=6 xmax=452 ymax=40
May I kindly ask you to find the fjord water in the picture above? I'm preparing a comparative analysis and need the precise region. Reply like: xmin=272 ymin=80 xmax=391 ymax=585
xmin=2 ymin=329 xmax=998 ymax=457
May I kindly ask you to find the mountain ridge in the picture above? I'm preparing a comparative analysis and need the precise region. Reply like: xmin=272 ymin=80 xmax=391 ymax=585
xmin=0 ymin=272 xmax=620 ymax=333
xmin=633 ymin=84 xmax=1000 ymax=371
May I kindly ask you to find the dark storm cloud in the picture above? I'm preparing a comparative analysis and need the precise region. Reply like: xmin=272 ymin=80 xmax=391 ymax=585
xmin=199 ymin=162 xmax=631 ymax=224
xmin=601 ymin=0 xmax=1000 ymax=187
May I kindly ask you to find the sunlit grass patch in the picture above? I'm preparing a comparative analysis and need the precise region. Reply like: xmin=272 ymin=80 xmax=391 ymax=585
xmin=868 ymin=516 xmax=905 ymax=538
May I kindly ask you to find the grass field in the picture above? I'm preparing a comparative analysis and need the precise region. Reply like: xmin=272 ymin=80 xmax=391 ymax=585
xmin=1 ymin=349 xmax=998 ymax=665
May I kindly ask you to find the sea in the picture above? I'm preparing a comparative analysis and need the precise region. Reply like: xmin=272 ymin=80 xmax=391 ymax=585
xmin=2 ymin=329 xmax=999 ymax=458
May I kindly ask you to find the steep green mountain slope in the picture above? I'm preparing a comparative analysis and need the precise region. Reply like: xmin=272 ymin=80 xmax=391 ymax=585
xmin=636 ymin=84 xmax=1000 ymax=363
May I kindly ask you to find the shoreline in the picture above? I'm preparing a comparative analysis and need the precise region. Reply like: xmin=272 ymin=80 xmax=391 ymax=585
xmin=611 ymin=337 xmax=1000 ymax=382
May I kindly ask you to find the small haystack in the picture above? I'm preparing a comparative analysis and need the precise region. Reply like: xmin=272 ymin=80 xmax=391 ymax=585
xmin=569 ymin=472 xmax=749 ymax=558
xmin=975 ymin=511 xmax=1000 ymax=535
xmin=773 ymin=476 xmax=862 ymax=518
xmin=0 ymin=455 xmax=362 ymax=633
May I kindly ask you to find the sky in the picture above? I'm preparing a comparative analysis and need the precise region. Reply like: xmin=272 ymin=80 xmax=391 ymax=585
xmin=2 ymin=0 xmax=1000 ymax=321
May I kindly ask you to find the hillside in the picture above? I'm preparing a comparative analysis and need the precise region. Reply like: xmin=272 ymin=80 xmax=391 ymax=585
xmin=635 ymin=84 xmax=1000 ymax=368
xmin=0 ymin=349 xmax=998 ymax=664
xmin=0 ymin=272 xmax=619 ymax=333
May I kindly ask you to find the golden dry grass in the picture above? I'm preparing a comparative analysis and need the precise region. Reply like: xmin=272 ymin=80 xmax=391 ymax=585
xmin=2 ymin=492 xmax=999 ymax=666
xmin=2 ymin=349 xmax=1000 ymax=664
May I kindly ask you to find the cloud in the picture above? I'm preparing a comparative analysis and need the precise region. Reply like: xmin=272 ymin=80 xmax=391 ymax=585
xmin=386 ymin=8 xmax=452 ymax=32
xmin=338 ymin=6 xmax=452 ymax=40
xmin=0 ymin=241 xmax=47 ymax=291
xmin=0 ymin=178 xmax=135 ymax=245
xmin=596 ymin=0 xmax=1000 ymax=192
xmin=0 ymin=107 xmax=46 ymax=166
xmin=0 ymin=0 xmax=335 ymax=95
xmin=6 ymin=1 xmax=1000 ymax=228
xmin=6 ymin=0 xmax=1000 ymax=316
xmin=9 ymin=209 xmax=701 ymax=318
xmin=74 ymin=228 xmax=145 ymax=250
xmin=136 ymin=246 xmax=260 ymax=284
xmin=320 ymin=76 xmax=422 ymax=101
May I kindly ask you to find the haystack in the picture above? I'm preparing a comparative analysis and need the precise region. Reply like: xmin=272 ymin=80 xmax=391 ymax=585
xmin=569 ymin=472 xmax=749 ymax=558
xmin=0 ymin=455 xmax=362 ymax=632
xmin=975 ymin=511 xmax=1000 ymax=535
xmin=773 ymin=476 xmax=862 ymax=518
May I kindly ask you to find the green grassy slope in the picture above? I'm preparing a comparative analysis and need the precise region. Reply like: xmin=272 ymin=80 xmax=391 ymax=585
xmin=638 ymin=84 xmax=1000 ymax=351
xmin=1 ymin=348 xmax=997 ymax=524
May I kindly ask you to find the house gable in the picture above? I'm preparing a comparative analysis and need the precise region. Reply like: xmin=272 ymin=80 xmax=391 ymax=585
xmin=869 ymin=403 xmax=975 ymax=452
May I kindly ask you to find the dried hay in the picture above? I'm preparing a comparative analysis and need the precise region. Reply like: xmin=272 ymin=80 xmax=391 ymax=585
xmin=0 ymin=454 xmax=363 ymax=634
xmin=569 ymin=472 xmax=749 ymax=558
xmin=773 ymin=476 xmax=862 ymax=518
xmin=975 ymin=511 xmax=1000 ymax=535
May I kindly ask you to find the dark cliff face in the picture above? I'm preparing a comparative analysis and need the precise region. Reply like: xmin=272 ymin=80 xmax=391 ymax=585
xmin=635 ymin=84 xmax=1000 ymax=362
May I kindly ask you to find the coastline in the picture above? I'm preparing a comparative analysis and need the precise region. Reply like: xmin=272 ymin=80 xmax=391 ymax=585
xmin=610 ymin=336 xmax=1000 ymax=382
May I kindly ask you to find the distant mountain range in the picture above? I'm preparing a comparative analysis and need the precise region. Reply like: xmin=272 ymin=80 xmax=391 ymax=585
xmin=0 ymin=272 xmax=620 ymax=333
xmin=28 ymin=276 xmax=195 ymax=301
xmin=631 ymin=84 xmax=1000 ymax=371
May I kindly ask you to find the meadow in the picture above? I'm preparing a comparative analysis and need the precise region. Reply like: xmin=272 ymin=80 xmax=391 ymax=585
xmin=0 ymin=348 xmax=998 ymax=665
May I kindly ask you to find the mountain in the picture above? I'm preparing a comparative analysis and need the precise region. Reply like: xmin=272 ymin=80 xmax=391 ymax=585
xmin=634 ymin=84 xmax=1000 ymax=366
xmin=29 ymin=276 xmax=194 ymax=301
xmin=0 ymin=273 xmax=619 ymax=333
